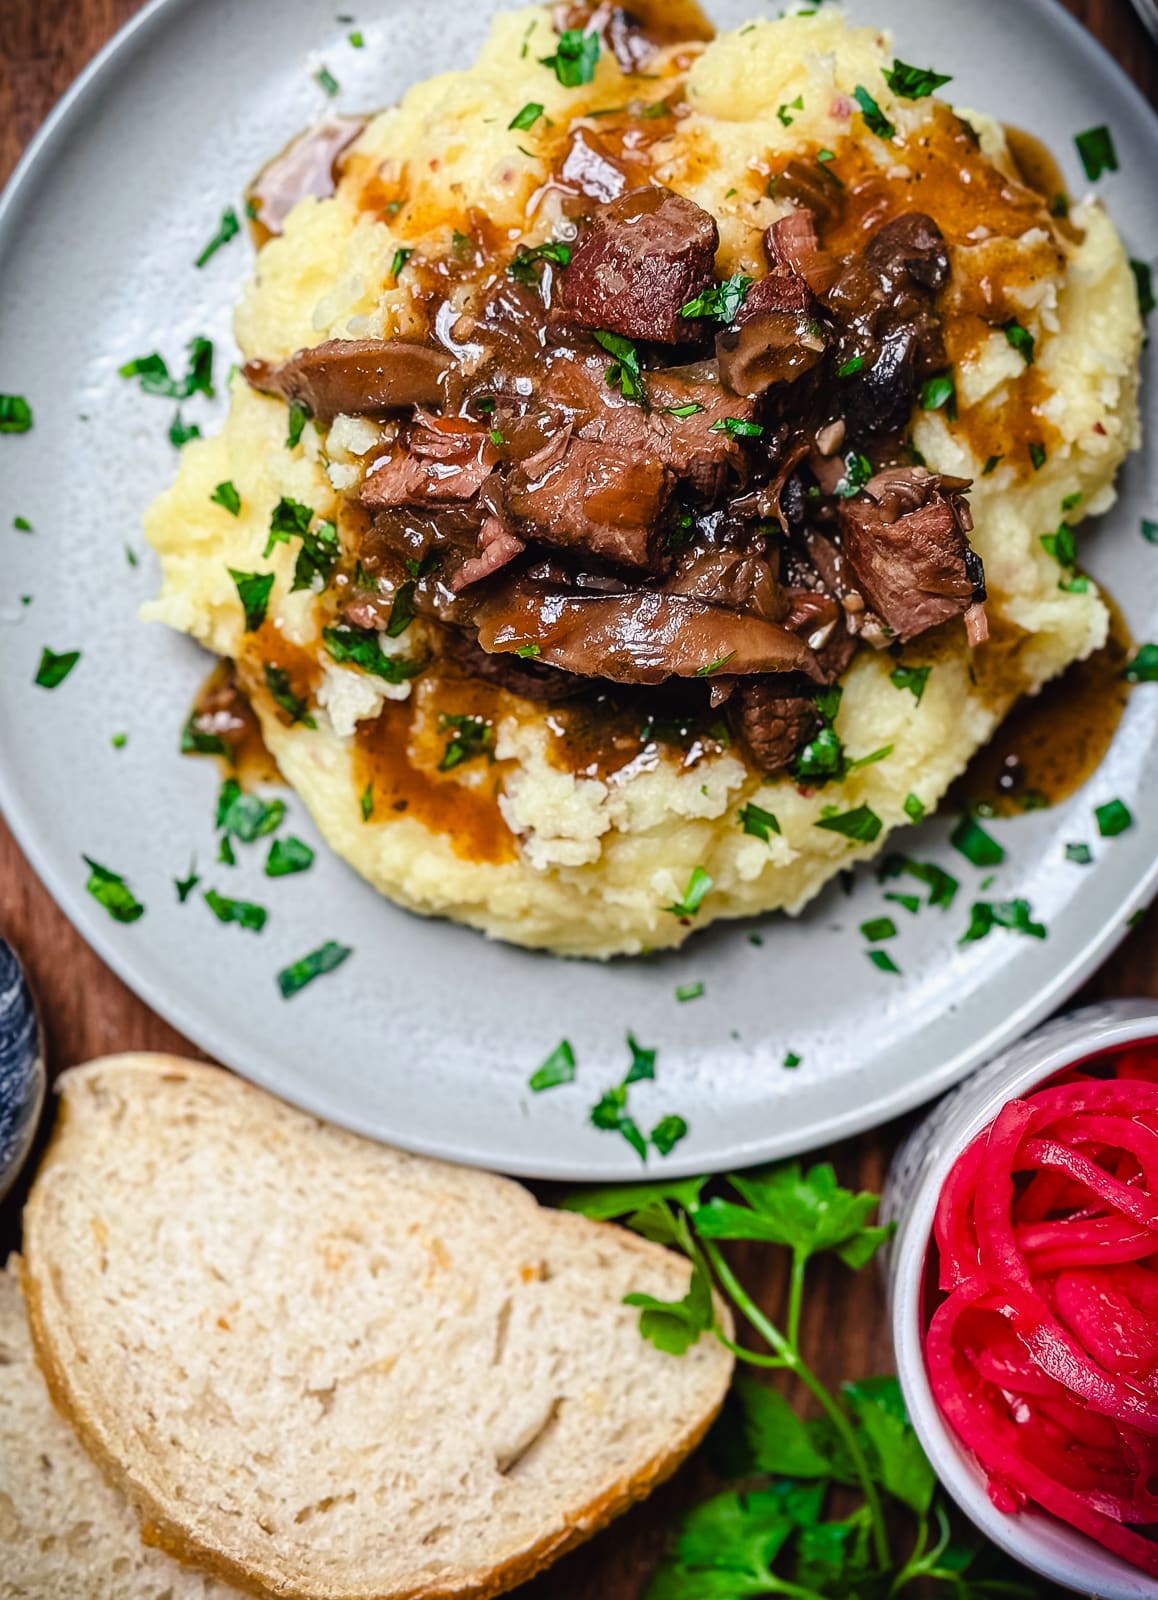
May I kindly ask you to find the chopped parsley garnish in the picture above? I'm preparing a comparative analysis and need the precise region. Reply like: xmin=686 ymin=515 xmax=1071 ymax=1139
xmin=265 ymin=836 xmax=315 ymax=877
xmin=507 ymin=239 xmax=572 ymax=287
xmin=360 ymin=782 xmax=374 ymax=822
xmin=348 ymin=29 xmax=364 ymax=47
xmin=1050 ymin=192 xmax=1070 ymax=217
xmin=195 ymin=207 xmax=240 ymax=268
xmin=710 ymin=416 xmax=764 ymax=438
xmin=322 ymin=624 xmax=425 ymax=683
xmin=853 ymin=85 xmax=895 ymax=141
xmin=1029 ymin=441 xmax=1047 ymax=470
xmin=229 ymin=569 xmax=275 ymax=632
xmin=815 ymin=805 xmax=882 ymax=844
xmin=1096 ymin=798 xmax=1133 ymax=837
xmin=264 ymin=498 xmax=339 ymax=591
xmin=1131 ymin=259 xmax=1155 ymax=319
xmin=315 ymin=65 xmax=340 ymax=97
xmin=697 ymin=651 xmax=737 ymax=676
xmin=777 ymin=95 xmax=804 ymax=126
xmin=35 ymin=647 xmax=80 ymax=689
xmin=111 ymin=732 xmax=127 ymax=749
xmin=867 ymin=949 xmax=900 ymax=974
xmin=216 ymin=778 xmax=286 ymax=843
xmin=665 ymin=865 xmax=713 ymax=919
xmin=666 ymin=401 xmax=705 ymax=418
xmin=438 ymin=712 xmax=494 ymax=771
xmin=509 ymin=101 xmax=544 ymax=131
xmin=1002 ymin=319 xmax=1035 ymax=364
xmin=1066 ymin=842 xmax=1093 ymax=865
xmin=919 ymin=372 xmax=955 ymax=414
xmin=961 ymin=898 xmax=1046 ymax=944
xmin=680 ymin=273 xmax=752 ymax=324
xmin=277 ymin=940 xmax=352 ymax=998
xmin=540 ymin=28 xmax=599 ymax=87
xmin=676 ymin=982 xmax=704 ymax=1003
xmin=204 ymin=889 xmax=267 ymax=932
xmin=590 ymin=1085 xmax=647 ymax=1160
xmin=982 ymin=454 xmax=1002 ymax=476
xmin=120 ymin=336 xmax=214 ymax=400
xmin=889 ymin=664 xmax=930 ymax=702
xmin=836 ymin=450 xmax=873 ymax=498
xmin=175 ymin=864 xmax=200 ymax=903
xmin=1124 ymin=643 xmax=1158 ymax=682
xmin=516 ymin=643 xmax=542 ymax=658
xmin=594 ymin=330 xmax=645 ymax=402
xmin=0 ymin=394 xmax=32 ymax=432
xmin=950 ymin=815 xmax=1004 ymax=867
xmin=529 ymin=1039 xmax=576 ymax=1092
xmin=1075 ymin=124 xmax=1118 ymax=181
xmin=384 ymin=581 xmax=415 ymax=638
xmin=1061 ymin=491 xmax=1082 ymax=512
xmin=286 ymin=402 xmax=309 ymax=450
xmin=886 ymin=891 xmax=921 ymax=914
xmin=83 ymin=857 xmax=144 ymax=924
xmin=180 ymin=715 xmax=227 ymax=757
xmin=219 ymin=836 xmax=236 ymax=866
xmin=738 ymin=802 xmax=780 ymax=840
xmin=264 ymin=663 xmax=315 ymax=726
xmin=1041 ymin=522 xmax=1086 ymax=591
xmin=860 ymin=916 xmax=896 ymax=942
xmin=651 ymin=1115 xmax=688 ymax=1157
xmin=390 ymin=247 xmax=413 ymax=279
xmin=879 ymin=854 xmax=958 ymax=908
xmin=1143 ymin=519 xmax=1158 ymax=544
xmin=211 ymin=480 xmax=242 ymax=516
xmin=169 ymin=411 xmax=201 ymax=447
xmin=817 ymin=147 xmax=837 ymax=163
xmin=794 ymin=725 xmax=845 ymax=782
xmin=783 ymin=1051 xmax=802 ymax=1069
xmin=903 ymin=793 xmax=926 ymax=824
xmin=883 ymin=59 xmax=951 ymax=99
xmin=12 ymin=515 xmax=32 ymax=532
xmin=838 ymin=355 xmax=864 ymax=377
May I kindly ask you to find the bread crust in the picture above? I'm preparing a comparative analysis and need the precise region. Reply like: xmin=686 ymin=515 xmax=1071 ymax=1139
xmin=22 ymin=1054 xmax=733 ymax=1600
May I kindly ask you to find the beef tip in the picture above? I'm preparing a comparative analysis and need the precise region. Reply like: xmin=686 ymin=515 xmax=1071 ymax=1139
xmin=506 ymin=436 xmax=673 ymax=570
xmin=865 ymin=213 xmax=950 ymax=292
xmin=558 ymin=186 xmax=720 ymax=344
xmin=765 ymin=211 xmax=838 ymax=296
xmin=730 ymin=677 xmax=821 ymax=774
xmin=717 ymin=270 xmax=827 ymax=397
xmin=246 ymin=339 xmax=451 ymax=420
xmin=838 ymin=467 xmax=985 ymax=643
xmin=361 ymin=417 xmax=495 ymax=510
xmin=475 ymin=576 xmax=823 ymax=685
xmin=440 ymin=624 xmax=584 ymax=701
xmin=560 ymin=128 xmax=629 ymax=204
xmin=450 ymin=515 xmax=526 ymax=593
xmin=667 ymin=543 xmax=788 ymax=622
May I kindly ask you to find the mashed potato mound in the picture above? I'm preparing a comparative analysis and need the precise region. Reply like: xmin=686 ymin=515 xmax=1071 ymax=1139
xmin=144 ymin=6 xmax=1142 ymax=958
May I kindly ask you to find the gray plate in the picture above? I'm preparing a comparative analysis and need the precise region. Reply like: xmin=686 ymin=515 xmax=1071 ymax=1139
xmin=1 ymin=0 xmax=1156 ymax=1180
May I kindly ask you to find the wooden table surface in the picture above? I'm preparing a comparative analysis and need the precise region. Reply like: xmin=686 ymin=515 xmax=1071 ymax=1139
xmin=1 ymin=2 xmax=1155 ymax=1594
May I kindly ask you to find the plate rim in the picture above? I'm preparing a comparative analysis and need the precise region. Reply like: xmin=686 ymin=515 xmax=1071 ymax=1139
xmin=1 ymin=0 xmax=1156 ymax=1180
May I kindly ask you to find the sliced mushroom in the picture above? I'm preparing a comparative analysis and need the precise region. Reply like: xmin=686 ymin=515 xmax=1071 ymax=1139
xmin=244 ymin=339 xmax=452 ymax=419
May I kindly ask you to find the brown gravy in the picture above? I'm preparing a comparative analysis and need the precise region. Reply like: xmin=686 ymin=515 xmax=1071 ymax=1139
xmin=186 ymin=661 xmax=283 ymax=784
xmin=958 ymin=596 xmax=1133 ymax=816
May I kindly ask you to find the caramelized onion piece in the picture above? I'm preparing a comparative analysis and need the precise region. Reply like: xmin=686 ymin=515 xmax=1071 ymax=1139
xmin=245 ymin=339 xmax=451 ymax=419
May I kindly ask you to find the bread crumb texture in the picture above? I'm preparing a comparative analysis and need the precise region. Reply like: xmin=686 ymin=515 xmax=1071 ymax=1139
xmin=143 ymin=7 xmax=1142 ymax=957
xmin=22 ymin=1057 xmax=734 ymax=1600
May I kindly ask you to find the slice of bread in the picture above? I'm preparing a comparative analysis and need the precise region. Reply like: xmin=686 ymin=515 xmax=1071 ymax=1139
xmin=22 ymin=1055 xmax=733 ymax=1600
xmin=0 ymin=1262 xmax=242 ymax=1599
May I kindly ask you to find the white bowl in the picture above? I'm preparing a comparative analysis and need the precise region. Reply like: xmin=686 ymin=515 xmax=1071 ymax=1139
xmin=884 ymin=1000 xmax=1158 ymax=1600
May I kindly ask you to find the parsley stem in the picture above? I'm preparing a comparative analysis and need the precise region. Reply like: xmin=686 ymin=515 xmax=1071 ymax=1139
xmin=715 ymin=1336 xmax=791 ymax=1370
xmin=787 ymin=1247 xmax=807 ymax=1352
xmin=701 ymin=1238 xmax=892 ymax=1570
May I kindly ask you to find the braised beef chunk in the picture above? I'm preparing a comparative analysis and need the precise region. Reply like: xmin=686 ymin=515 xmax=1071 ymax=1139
xmin=731 ymin=678 xmax=820 ymax=774
xmin=559 ymin=187 xmax=720 ymax=343
xmin=560 ymin=129 xmax=629 ymax=204
xmin=507 ymin=438 xmax=672 ymax=570
xmin=839 ymin=468 xmax=984 ymax=643
xmin=765 ymin=212 xmax=838 ymax=296
xmin=246 ymin=339 xmax=451 ymax=419
xmin=439 ymin=625 xmax=584 ymax=701
xmin=362 ymin=417 xmax=495 ymax=509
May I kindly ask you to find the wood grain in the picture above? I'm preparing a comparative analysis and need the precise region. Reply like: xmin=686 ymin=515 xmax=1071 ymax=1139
xmin=0 ymin=3 xmax=1155 ymax=1595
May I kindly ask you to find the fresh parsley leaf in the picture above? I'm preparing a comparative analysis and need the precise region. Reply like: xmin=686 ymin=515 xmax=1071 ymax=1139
xmin=516 ymin=643 xmax=541 ymax=658
xmin=12 ymin=515 xmax=33 ymax=532
xmin=885 ymin=891 xmax=921 ymax=914
xmin=290 ymin=519 xmax=339 ymax=592
xmin=315 ymin=64 xmax=340 ymax=96
xmin=529 ymin=1039 xmax=576 ymax=1092
xmin=229 ymin=568 xmax=274 ymax=632
xmin=777 ymin=94 xmax=804 ymax=126
xmin=110 ymin=732 xmax=127 ymax=749
xmin=360 ymin=782 xmax=374 ymax=822
xmin=868 ymin=948 xmax=901 ymax=974
xmin=216 ymin=778 xmax=286 ymax=843
xmin=889 ymin=664 xmax=930 ymax=703
xmin=390 ymin=246 xmax=413 ymax=279
xmin=169 ymin=410 xmax=201 ymax=447
xmin=286 ymin=401 xmax=309 ymax=449
xmin=665 ymin=865 xmax=714 ymax=918
xmin=652 ymin=1114 xmax=689 ymax=1156
xmin=695 ymin=1162 xmax=894 ymax=1269
xmin=348 ymin=29 xmax=363 ymax=47
xmin=180 ymin=714 xmax=228 ymax=757
xmin=1041 ymin=521 xmax=1077 ymax=570
xmin=175 ymin=864 xmax=200 ymax=903
xmin=710 ymin=416 xmax=763 ymax=438
xmin=625 ymin=1259 xmax=713 ymax=1354
xmin=794 ymin=725 xmax=845 ymax=782
xmin=1143 ymin=519 xmax=1158 ymax=545
xmin=0 ymin=394 xmax=33 ymax=432
xmin=594 ymin=330 xmax=646 ymax=402
xmin=277 ymin=940 xmax=352 ymax=998
xmin=211 ymin=480 xmax=241 ymax=516
xmin=506 ymin=240 xmax=572 ymax=286
xmin=903 ymin=793 xmax=926 ymax=823
xmin=1124 ymin=642 xmax=1158 ymax=682
xmin=83 ymin=856 xmax=144 ymax=923
xmin=883 ymin=59 xmax=951 ymax=99
xmin=195 ymin=207 xmax=240 ymax=268
xmin=218 ymin=835 xmax=236 ymax=866
xmin=590 ymin=1085 xmax=648 ymax=1160
xmin=324 ymin=624 xmax=425 ymax=683
xmin=815 ymin=806 xmax=882 ymax=843
xmin=919 ymin=372 xmax=955 ymax=413
xmin=680 ymin=273 xmax=752 ymax=324
xmin=666 ymin=401 xmax=705 ymax=418
xmin=265 ymin=836 xmax=314 ymax=877
xmin=383 ymin=580 xmax=415 ymax=639
xmin=878 ymin=854 xmax=958 ymax=908
xmin=540 ymin=27 xmax=600 ymax=87
xmin=675 ymin=982 xmax=704 ymax=1003
xmin=838 ymin=355 xmax=864 ymax=377
xmin=1096 ymin=798 xmax=1133 ymax=837
xmin=961 ymin=898 xmax=1047 ymax=943
xmin=120 ymin=336 xmax=214 ymax=400
xmin=509 ymin=101 xmax=544 ymax=130
xmin=735 ymin=1375 xmax=833 ymax=1477
xmin=1029 ymin=440 xmax=1047 ymax=471
xmin=1075 ymin=123 xmax=1118 ymax=181
xmin=1131 ymin=258 xmax=1155 ymax=319
xmin=264 ymin=663 xmax=315 ymax=726
xmin=561 ymin=1176 xmax=706 ymax=1225
xmin=204 ymin=888 xmax=268 ymax=932
xmin=738 ymin=802 xmax=780 ymax=840
xmin=951 ymin=815 xmax=1004 ymax=867
xmin=836 ymin=449 xmax=873 ymax=498
xmin=843 ymin=1376 xmax=936 ymax=1515
xmin=1066 ymin=841 xmax=1093 ymax=865
xmin=1002 ymin=318 xmax=1035 ymax=364
xmin=626 ymin=1034 xmax=657 ymax=1083
xmin=860 ymin=917 xmax=896 ymax=943
xmin=34 ymin=647 xmax=80 ymax=689
xmin=853 ymin=85 xmax=895 ymax=141
xmin=982 ymin=453 xmax=1002 ymax=476
xmin=437 ymin=712 xmax=494 ymax=771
